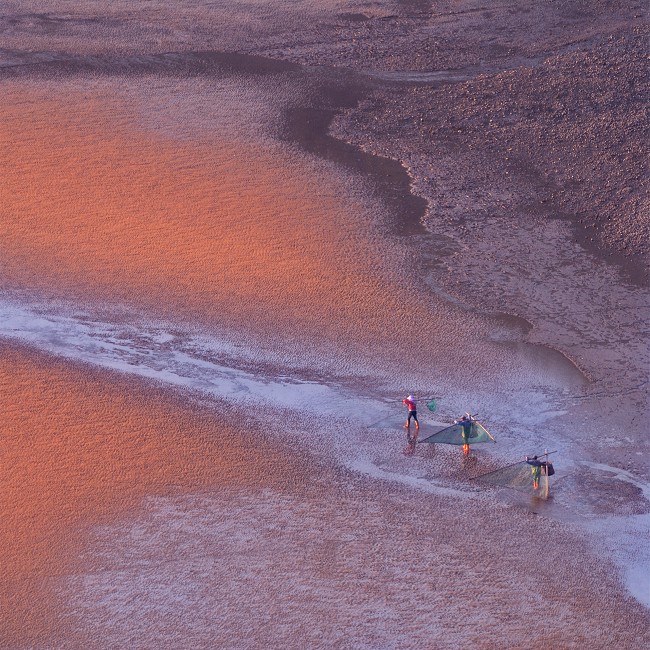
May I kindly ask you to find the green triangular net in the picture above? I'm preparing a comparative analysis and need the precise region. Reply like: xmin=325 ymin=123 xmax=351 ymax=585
xmin=474 ymin=461 xmax=554 ymax=495
xmin=419 ymin=421 xmax=495 ymax=446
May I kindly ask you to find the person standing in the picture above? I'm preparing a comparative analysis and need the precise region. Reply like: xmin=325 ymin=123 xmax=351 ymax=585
xmin=455 ymin=413 xmax=474 ymax=455
xmin=403 ymin=394 xmax=419 ymax=434
xmin=525 ymin=455 xmax=543 ymax=490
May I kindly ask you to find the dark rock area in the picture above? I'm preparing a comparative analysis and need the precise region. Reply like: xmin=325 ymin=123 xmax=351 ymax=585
xmin=336 ymin=27 xmax=648 ymax=280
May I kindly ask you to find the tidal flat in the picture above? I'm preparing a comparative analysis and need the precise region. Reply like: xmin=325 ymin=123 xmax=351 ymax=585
xmin=1 ymin=2 xmax=648 ymax=648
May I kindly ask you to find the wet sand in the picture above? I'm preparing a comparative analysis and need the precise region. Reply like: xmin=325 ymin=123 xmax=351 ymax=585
xmin=0 ymin=343 xmax=302 ymax=647
xmin=1 ymin=74 xmax=579 ymax=388
xmin=2 ymin=344 xmax=648 ymax=649
xmin=1 ymin=1 xmax=649 ymax=648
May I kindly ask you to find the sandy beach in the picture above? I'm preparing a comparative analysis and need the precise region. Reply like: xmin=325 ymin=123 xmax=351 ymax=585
xmin=1 ymin=1 xmax=648 ymax=648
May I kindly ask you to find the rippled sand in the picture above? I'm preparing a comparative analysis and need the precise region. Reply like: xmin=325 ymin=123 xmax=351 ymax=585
xmin=1 ymin=1 xmax=648 ymax=648
xmin=2 ymin=345 xmax=648 ymax=649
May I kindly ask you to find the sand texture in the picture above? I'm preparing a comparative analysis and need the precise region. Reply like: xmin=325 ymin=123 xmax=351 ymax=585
xmin=1 ymin=1 xmax=648 ymax=648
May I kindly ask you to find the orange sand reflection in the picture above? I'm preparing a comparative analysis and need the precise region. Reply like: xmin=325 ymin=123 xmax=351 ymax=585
xmin=0 ymin=345 xmax=295 ymax=648
xmin=0 ymin=84 xmax=432 ymax=348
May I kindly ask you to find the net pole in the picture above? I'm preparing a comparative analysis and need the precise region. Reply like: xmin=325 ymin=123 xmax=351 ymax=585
xmin=544 ymin=448 xmax=549 ymax=498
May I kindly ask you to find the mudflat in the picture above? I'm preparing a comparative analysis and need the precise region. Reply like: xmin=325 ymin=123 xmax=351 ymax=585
xmin=1 ymin=1 xmax=648 ymax=648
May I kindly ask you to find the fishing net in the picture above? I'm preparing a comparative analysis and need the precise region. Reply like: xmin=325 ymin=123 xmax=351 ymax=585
xmin=426 ymin=399 xmax=437 ymax=413
xmin=419 ymin=421 xmax=495 ymax=445
xmin=474 ymin=461 xmax=554 ymax=494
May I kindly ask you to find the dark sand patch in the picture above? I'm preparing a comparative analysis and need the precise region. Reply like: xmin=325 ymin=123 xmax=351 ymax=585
xmin=0 ymin=49 xmax=301 ymax=76
xmin=279 ymin=78 xmax=429 ymax=236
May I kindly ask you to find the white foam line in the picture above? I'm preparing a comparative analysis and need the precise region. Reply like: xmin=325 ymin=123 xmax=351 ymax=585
xmin=0 ymin=299 xmax=370 ymax=418
xmin=2 ymin=298 xmax=483 ymax=501
xmin=578 ymin=461 xmax=650 ymax=608
xmin=347 ymin=458 xmax=476 ymax=499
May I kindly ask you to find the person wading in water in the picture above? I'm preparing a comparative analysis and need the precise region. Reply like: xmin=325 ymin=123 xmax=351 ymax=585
xmin=455 ymin=413 xmax=474 ymax=456
xmin=403 ymin=394 xmax=419 ymax=440
xmin=526 ymin=455 xmax=543 ymax=490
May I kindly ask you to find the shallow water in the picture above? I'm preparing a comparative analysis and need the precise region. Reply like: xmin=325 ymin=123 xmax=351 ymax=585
xmin=1 ymin=1 xmax=649 ymax=647
xmin=2 ymin=345 xmax=647 ymax=648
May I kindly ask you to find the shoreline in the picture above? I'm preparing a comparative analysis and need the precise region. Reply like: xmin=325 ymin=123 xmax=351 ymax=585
xmin=2 ymin=341 xmax=649 ymax=648
xmin=279 ymin=75 xmax=429 ymax=237
xmin=2 ymin=2 xmax=648 ymax=646
xmin=3 ymin=43 xmax=645 ymax=283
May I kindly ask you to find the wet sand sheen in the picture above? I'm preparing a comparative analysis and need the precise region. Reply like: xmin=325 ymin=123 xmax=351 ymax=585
xmin=0 ymin=344 xmax=299 ymax=648
xmin=1 ymin=344 xmax=647 ymax=648
xmin=0 ymin=80 xmax=592 ymax=391
xmin=1 ymin=82 xmax=416 ymax=342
